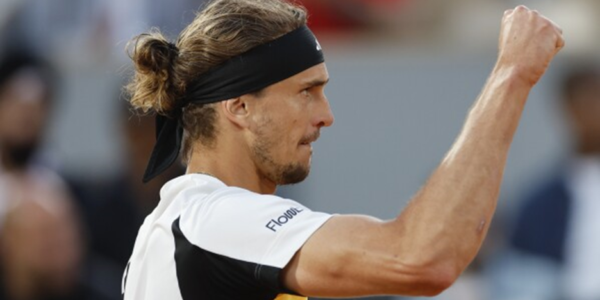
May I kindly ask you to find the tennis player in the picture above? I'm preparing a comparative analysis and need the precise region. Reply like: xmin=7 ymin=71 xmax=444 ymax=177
xmin=122 ymin=0 xmax=564 ymax=299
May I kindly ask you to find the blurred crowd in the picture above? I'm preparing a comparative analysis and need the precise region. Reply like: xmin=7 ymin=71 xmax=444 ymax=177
xmin=0 ymin=48 xmax=183 ymax=300
xmin=0 ymin=0 xmax=599 ymax=300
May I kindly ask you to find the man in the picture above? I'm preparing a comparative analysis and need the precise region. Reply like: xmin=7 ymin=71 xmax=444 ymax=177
xmin=122 ymin=0 xmax=564 ymax=299
xmin=491 ymin=64 xmax=600 ymax=300
xmin=0 ymin=50 xmax=85 ymax=300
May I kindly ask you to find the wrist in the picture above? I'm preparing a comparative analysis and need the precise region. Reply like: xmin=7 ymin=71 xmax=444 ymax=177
xmin=491 ymin=62 xmax=535 ymax=91
xmin=468 ymin=62 xmax=532 ymax=119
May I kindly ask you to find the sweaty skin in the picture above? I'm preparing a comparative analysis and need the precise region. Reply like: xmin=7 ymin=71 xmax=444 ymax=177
xmin=187 ymin=5 xmax=564 ymax=298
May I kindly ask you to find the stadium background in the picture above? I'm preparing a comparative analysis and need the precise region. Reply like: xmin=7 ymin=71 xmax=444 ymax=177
xmin=0 ymin=0 xmax=598 ymax=299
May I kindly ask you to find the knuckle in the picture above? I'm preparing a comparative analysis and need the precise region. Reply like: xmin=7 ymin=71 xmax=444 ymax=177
xmin=542 ymin=20 xmax=555 ymax=31
xmin=515 ymin=5 xmax=528 ymax=11
xmin=537 ymin=17 xmax=551 ymax=28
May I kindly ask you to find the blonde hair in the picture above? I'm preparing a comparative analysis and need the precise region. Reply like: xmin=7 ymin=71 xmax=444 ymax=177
xmin=126 ymin=0 xmax=307 ymax=159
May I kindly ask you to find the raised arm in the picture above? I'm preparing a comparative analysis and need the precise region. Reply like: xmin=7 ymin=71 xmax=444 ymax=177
xmin=282 ymin=6 xmax=564 ymax=298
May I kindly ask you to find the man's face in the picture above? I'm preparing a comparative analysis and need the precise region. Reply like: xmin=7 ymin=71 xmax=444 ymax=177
xmin=566 ymin=77 xmax=600 ymax=153
xmin=0 ymin=69 xmax=50 ymax=168
xmin=247 ymin=63 xmax=334 ymax=185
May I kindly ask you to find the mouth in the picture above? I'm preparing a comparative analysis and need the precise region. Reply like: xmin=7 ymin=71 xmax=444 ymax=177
xmin=299 ymin=131 xmax=320 ymax=147
xmin=299 ymin=142 xmax=312 ymax=151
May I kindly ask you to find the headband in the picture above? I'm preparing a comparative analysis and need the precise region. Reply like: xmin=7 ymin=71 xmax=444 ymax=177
xmin=142 ymin=25 xmax=325 ymax=183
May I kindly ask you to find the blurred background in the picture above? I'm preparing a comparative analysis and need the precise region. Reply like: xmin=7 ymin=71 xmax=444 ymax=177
xmin=0 ymin=0 xmax=599 ymax=299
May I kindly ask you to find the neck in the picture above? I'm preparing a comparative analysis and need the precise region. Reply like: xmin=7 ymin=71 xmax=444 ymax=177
xmin=186 ymin=142 xmax=277 ymax=195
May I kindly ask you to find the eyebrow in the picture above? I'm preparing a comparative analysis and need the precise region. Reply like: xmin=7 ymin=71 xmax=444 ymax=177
xmin=301 ymin=78 xmax=330 ymax=89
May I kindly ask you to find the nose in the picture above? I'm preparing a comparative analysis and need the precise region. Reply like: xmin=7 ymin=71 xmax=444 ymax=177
xmin=315 ymin=95 xmax=334 ymax=128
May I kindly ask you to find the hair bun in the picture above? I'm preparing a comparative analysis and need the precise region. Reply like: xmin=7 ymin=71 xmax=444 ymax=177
xmin=126 ymin=31 xmax=182 ymax=115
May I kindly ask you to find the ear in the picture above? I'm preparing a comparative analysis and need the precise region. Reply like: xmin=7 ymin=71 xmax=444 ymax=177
xmin=220 ymin=96 xmax=250 ymax=129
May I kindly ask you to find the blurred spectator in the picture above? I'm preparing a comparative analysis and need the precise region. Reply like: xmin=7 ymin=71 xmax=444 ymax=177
xmin=0 ymin=48 xmax=181 ymax=300
xmin=0 ymin=50 xmax=86 ymax=300
xmin=0 ymin=49 xmax=57 ymax=221
xmin=487 ymin=63 xmax=600 ymax=300
xmin=65 ymin=99 xmax=184 ymax=300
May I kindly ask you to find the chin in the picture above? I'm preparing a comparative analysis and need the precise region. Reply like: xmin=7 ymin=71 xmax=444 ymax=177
xmin=276 ymin=163 xmax=311 ymax=185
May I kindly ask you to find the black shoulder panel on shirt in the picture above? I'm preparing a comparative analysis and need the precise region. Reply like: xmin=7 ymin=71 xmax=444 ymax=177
xmin=172 ymin=217 xmax=287 ymax=300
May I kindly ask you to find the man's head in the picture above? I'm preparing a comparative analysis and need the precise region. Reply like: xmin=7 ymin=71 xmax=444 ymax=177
xmin=0 ymin=50 xmax=55 ymax=171
xmin=560 ymin=65 xmax=600 ymax=155
xmin=127 ymin=0 xmax=333 ymax=185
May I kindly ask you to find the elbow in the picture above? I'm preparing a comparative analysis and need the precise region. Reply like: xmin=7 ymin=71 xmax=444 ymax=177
xmin=414 ymin=267 xmax=457 ymax=297
xmin=388 ymin=262 xmax=459 ymax=297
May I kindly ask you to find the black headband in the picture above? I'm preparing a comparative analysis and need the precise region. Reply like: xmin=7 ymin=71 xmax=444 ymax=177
xmin=142 ymin=25 xmax=325 ymax=183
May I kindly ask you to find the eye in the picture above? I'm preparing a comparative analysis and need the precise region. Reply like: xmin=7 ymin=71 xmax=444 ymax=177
xmin=301 ymin=88 xmax=311 ymax=97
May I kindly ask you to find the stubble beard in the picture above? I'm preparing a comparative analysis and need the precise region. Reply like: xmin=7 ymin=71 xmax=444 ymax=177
xmin=252 ymin=130 xmax=310 ymax=186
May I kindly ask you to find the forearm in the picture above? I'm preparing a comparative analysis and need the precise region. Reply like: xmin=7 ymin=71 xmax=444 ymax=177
xmin=392 ymin=65 xmax=531 ymax=275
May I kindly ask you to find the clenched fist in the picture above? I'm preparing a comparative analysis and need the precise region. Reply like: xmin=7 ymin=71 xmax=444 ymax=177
xmin=496 ymin=6 xmax=565 ymax=86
